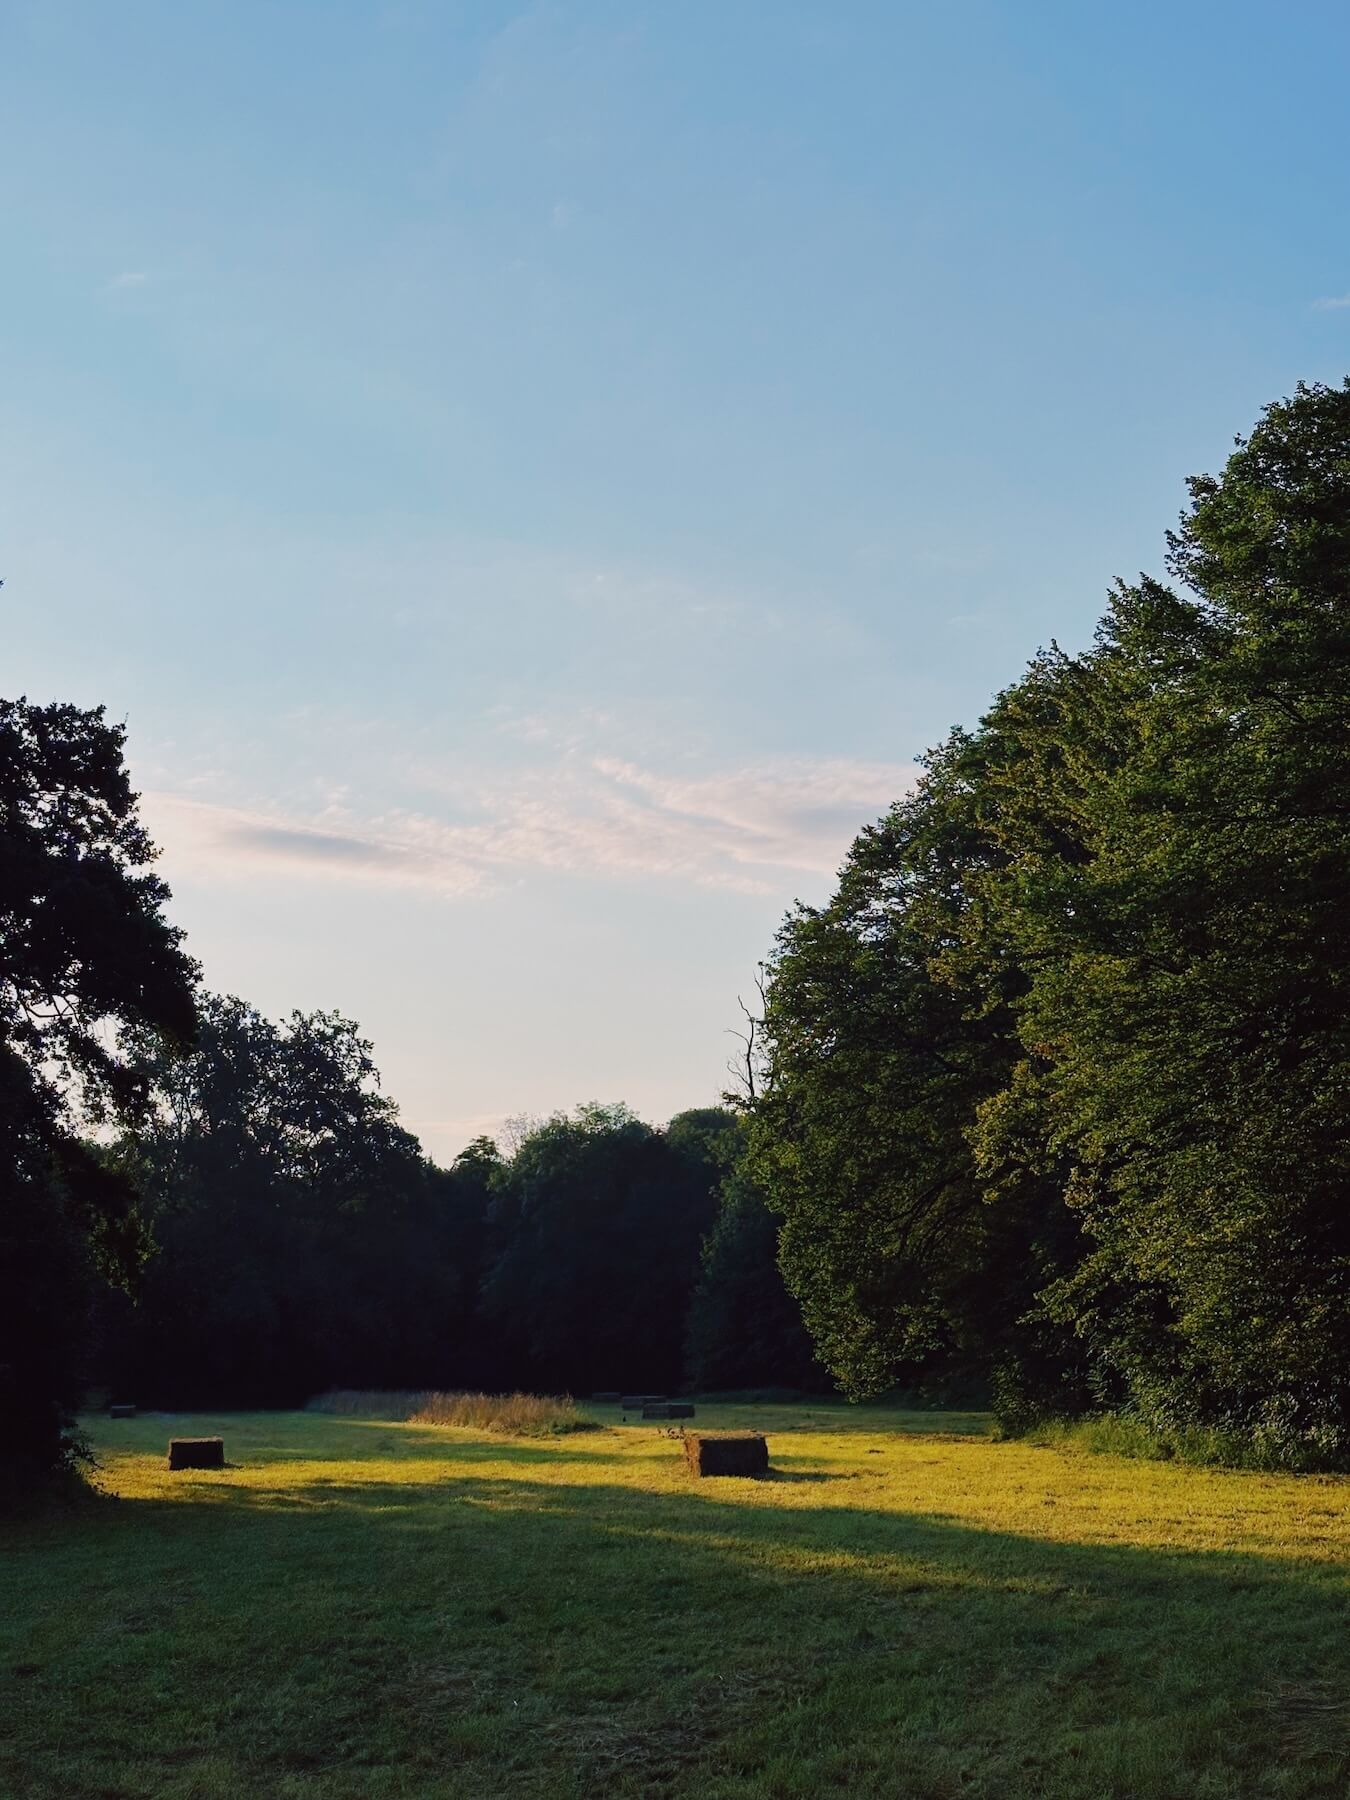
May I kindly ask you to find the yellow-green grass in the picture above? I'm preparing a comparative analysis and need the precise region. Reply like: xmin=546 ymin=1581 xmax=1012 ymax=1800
xmin=308 ymin=1390 xmax=589 ymax=1435
xmin=2 ymin=1401 xmax=1346 ymax=1798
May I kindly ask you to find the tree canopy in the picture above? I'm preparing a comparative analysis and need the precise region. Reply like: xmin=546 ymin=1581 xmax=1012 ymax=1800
xmin=750 ymin=382 xmax=1350 ymax=1466
xmin=479 ymin=1103 xmax=726 ymax=1395
xmin=103 ymin=995 xmax=474 ymax=1407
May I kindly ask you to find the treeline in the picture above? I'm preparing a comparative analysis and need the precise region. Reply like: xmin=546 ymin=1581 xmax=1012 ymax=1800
xmin=93 ymin=1001 xmax=823 ymax=1409
xmin=748 ymin=382 xmax=1350 ymax=1470
xmin=6 ymin=380 xmax=1349 ymax=1487
xmin=0 ymin=700 xmax=824 ymax=1486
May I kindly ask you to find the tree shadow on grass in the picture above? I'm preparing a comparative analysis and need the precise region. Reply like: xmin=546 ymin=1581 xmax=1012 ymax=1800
xmin=8 ymin=1456 xmax=1348 ymax=1800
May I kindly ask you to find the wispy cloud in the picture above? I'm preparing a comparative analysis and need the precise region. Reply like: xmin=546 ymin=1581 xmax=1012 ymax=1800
xmin=142 ymin=795 xmax=486 ymax=897
xmin=143 ymin=753 xmax=916 ymax=900
xmin=108 ymin=270 xmax=151 ymax=290
xmin=1312 ymin=293 xmax=1350 ymax=310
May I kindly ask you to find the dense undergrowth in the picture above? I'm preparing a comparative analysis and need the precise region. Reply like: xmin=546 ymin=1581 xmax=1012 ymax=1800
xmin=1018 ymin=1411 xmax=1350 ymax=1475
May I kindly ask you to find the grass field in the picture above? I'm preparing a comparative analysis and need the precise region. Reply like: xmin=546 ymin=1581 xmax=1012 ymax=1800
xmin=2 ymin=1402 xmax=1347 ymax=1799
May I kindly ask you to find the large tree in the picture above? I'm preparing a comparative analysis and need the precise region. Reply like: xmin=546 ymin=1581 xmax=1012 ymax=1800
xmin=752 ymin=382 xmax=1350 ymax=1465
xmin=104 ymin=995 xmax=456 ymax=1407
xmin=747 ymin=725 xmax=1086 ymax=1406
xmin=0 ymin=698 xmax=197 ymax=1481
xmin=996 ymin=384 xmax=1350 ymax=1460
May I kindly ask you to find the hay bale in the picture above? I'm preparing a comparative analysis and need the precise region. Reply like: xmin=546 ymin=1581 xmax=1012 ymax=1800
xmin=620 ymin=1393 xmax=666 ymax=1410
xmin=590 ymin=1391 xmax=622 ymax=1404
xmin=644 ymin=1402 xmax=695 ymax=1419
xmin=108 ymin=1404 xmax=136 ymax=1420
xmin=168 ymin=1437 xmax=224 ymax=1471
xmin=683 ymin=1432 xmax=768 ymax=1477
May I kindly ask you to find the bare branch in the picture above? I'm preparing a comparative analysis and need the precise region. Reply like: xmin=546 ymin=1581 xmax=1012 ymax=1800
xmin=723 ymin=965 xmax=770 ymax=1107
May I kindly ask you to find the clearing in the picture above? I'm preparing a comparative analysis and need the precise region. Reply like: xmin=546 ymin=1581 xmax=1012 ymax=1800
xmin=2 ymin=1401 xmax=1347 ymax=1798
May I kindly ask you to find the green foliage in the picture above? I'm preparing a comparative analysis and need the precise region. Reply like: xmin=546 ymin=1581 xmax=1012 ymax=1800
xmin=104 ymin=994 xmax=458 ymax=1406
xmin=751 ymin=383 xmax=1350 ymax=1465
xmin=479 ymin=1103 xmax=726 ymax=1394
xmin=747 ymin=747 xmax=1086 ymax=1406
xmin=0 ymin=698 xmax=197 ymax=1481
xmin=684 ymin=1149 xmax=827 ymax=1394
xmin=1016 ymin=1412 xmax=1346 ymax=1475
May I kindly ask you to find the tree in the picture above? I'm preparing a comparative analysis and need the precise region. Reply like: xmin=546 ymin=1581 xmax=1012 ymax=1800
xmin=105 ymin=996 xmax=453 ymax=1407
xmin=684 ymin=1147 xmax=826 ymax=1394
xmin=748 ymin=381 xmax=1350 ymax=1465
xmin=425 ymin=1136 xmax=503 ymax=1389
xmin=0 ymin=698 xmax=197 ymax=1482
xmin=994 ymin=384 xmax=1350 ymax=1460
xmin=479 ymin=1104 xmax=724 ymax=1394
xmin=747 ymin=734 xmax=1085 ymax=1405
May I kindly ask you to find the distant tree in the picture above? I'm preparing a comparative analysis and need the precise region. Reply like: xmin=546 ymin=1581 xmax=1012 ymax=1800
xmin=105 ymin=996 xmax=455 ymax=1406
xmin=479 ymin=1104 xmax=724 ymax=1394
xmin=426 ymin=1136 xmax=503 ymax=1388
xmin=684 ymin=1150 xmax=827 ymax=1394
xmin=663 ymin=1105 xmax=740 ymax=1172
xmin=0 ymin=698 xmax=197 ymax=1482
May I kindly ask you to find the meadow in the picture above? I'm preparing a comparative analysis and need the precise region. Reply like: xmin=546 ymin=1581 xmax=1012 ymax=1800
xmin=2 ymin=1401 xmax=1347 ymax=1800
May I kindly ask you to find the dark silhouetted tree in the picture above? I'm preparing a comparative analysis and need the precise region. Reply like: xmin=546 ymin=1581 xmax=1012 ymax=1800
xmin=684 ymin=1150 xmax=827 ymax=1394
xmin=0 ymin=698 xmax=196 ymax=1483
xmin=105 ymin=996 xmax=457 ymax=1406
xmin=479 ymin=1104 xmax=725 ymax=1394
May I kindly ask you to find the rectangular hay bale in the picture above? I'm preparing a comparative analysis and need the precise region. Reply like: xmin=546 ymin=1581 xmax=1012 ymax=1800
xmin=683 ymin=1432 xmax=768 ymax=1478
xmin=643 ymin=1402 xmax=695 ymax=1419
xmin=168 ymin=1437 xmax=224 ymax=1471
xmin=620 ymin=1394 xmax=666 ymax=1410
xmin=108 ymin=1404 xmax=137 ymax=1419
xmin=591 ymin=1391 xmax=622 ymax=1404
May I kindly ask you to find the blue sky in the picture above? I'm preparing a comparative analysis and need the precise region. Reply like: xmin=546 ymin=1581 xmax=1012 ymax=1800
xmin=5 ymin=1 xmax=1350 ymax=1159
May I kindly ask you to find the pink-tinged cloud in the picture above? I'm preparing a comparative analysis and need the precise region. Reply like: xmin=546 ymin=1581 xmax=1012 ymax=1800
xmin=142 ymin=754 xmax=916 ymax=899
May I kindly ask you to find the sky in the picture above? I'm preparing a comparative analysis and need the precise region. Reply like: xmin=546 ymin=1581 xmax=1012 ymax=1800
xmin=4 ymin=1 xmax=1350 ymax=1162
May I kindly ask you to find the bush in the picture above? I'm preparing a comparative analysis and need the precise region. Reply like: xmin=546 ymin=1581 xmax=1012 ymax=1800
xmin=1016 ymin=1412 xmax=1350 ymax=1475
xmin=307 ymin=1389 xmax=592 ymax=1436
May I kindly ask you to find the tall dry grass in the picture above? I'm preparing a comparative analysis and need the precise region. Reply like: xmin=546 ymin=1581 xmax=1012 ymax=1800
xmin=307 ymin=1389 xmax=590 ymax=1436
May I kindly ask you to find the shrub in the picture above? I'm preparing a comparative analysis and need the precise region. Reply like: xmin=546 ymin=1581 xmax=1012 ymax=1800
xmin=1017 ymin=1412 xmax=1350 ymax=1474
xmin=307 ymin=1389 xmax=591 ymax=1436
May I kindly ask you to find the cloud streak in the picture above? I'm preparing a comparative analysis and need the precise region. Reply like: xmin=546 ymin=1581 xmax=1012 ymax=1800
xmin=1312 ymin=293 xmax=1350 ymax=310
xmin=143 ymin=753 xmax=916 ymax=900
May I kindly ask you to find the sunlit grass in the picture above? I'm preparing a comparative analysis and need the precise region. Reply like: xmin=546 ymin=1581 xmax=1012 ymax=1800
xmin=2 ymin=1401 xmax=1346 ymax=1798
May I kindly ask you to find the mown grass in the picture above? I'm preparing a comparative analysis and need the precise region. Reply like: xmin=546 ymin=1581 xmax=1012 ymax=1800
xmin=308 ymin=1390 xmax=589 ymax=1436
xmin=2 ymin=1400 xmax=1346 ymax=1799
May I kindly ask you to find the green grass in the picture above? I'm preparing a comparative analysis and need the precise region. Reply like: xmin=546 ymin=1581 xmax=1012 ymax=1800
xmin=2 ymin=1400 xmax=1347 ymax=1798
